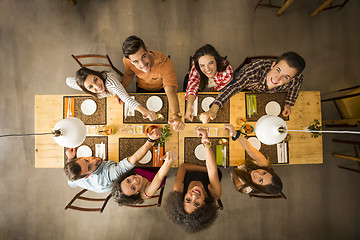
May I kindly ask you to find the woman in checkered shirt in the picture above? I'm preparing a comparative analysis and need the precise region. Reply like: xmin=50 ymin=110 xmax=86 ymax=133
xmin=185 ymin=44 xmax=234 ymax=121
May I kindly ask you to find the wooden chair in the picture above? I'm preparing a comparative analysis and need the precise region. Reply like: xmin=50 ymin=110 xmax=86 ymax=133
xmin=217 ymin=198 xmax=224 ymax=210
xmin=234 ymin=55 xmax=278 ymax=74
xmin=310 ymin=0 xmax=350 ymax=19
xmin=321 ymin=85 xmax=360 ymax=127
xmin=249 ymin=191 xmax=287 ymax=199
xmin=332 ymin=139 xmax=360 ymax=173
xmin=253 ymin=0 xmax=295 ymax=16
xmin=122 ymin=178 xmax=167 ymax=208
xmin=65 ymin=189 xmax=112 ymax=213
xmin=71 ymin=54 xmax=123 ymax=77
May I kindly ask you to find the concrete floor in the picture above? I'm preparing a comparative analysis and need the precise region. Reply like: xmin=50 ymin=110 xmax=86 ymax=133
xmin=0 ymin=0 xmax=359 ymax=239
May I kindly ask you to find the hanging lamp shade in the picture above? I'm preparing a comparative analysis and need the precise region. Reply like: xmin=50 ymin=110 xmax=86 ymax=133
xmin=52 ymin=117 xmax=86 ymax=148
xmin=255 ymin=115 xmax=288 ymax=145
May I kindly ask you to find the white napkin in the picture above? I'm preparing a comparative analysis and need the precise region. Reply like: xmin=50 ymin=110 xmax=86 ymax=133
xmin=127 ymin=96 xmax=135 ymax=116
xmin=95 ymin=142 xmax=106 ymax=160
xmin=277 ymin=143 xmax=283 ymax=163
xmin=192 ymin=96 xmax=198 ymax=116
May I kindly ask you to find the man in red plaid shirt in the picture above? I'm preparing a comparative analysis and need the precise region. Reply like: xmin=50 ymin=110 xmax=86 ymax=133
xmin=200 ymin=52 xmax=305 ymax=123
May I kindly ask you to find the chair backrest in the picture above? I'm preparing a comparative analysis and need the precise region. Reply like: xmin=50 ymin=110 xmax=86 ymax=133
xmin=65 ymin=189 xmax=112 ymax=213
xmin=234 ymin=55 xmax=278 ymax=73
xmin=249 ymin=191 xmax=287 ymax=200
xmin=71 ymin=54 xmax=124 ymax=77
xmin=122 ymin=177 xmax=166 ymax=208
xmin=217 ymin=198 xmax=224 ymax=210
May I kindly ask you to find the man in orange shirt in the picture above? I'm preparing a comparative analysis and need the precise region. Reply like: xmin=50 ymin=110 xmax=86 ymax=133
xmin=121 ymin=35 xmax=185 ymax=132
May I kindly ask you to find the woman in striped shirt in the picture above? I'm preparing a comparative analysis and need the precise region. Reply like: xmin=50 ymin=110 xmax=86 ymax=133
xmin=66 ymin=67 xmax=156 ymax=121
xmin=185 ymin=44 xmax=234 ymax=121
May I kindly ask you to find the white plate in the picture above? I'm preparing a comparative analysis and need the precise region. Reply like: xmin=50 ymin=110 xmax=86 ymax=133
xmin=248 ymin=137 xmax=261 ymax=150
xmin=139 ymin=150 xmax=152 ymax=164
xmin=146 ymin=96 xmax=163 ymax=112
xmin=194 ymin=144 xmax=206 ymax=161
xmin=81 ymin=99 xmax=97 ymax=115
xmin=265 ymin=101 xmax=281 ymax=116
xmin=201 ymin=97 xmax=215 ymax=112
xmin=77 ymin=145 xmax=92 ymax=157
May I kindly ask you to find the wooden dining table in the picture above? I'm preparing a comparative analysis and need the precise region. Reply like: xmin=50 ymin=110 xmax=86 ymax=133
xmin=34 ymin=91 xmax=323 ymax=168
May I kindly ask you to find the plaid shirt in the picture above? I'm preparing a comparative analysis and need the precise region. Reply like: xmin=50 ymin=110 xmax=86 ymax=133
xmin=212 ymin=59 xmax=303 ymax=108
xmin=185 ymin=60 xmax=233 ymax=99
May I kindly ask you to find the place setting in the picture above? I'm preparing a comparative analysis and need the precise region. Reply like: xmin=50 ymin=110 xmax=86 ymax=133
xmin=63 ymin=136 xmax=108 ymax=163
xmin=184 ymin=137 xmax=229 ymax=167
xmin=123 ymin=94 xmax=168 ymax=124
xmin=118 ymin=137 xmax=165 ymax=167
xmin=185 ymin=94 xmax=230 ymax=123
xmin=245 ymin=92 xmax=289 ymax=122
xmin=63 ymin=96 xmax=106 ymax=125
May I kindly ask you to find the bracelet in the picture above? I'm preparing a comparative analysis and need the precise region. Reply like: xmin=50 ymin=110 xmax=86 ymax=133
xmin=231 ymin=130 xmax=242 ymax=141
xmin=204 ymin=142 xmax=212 ymax=148
xmin=147 ymin=138 xmax=156 ymax=143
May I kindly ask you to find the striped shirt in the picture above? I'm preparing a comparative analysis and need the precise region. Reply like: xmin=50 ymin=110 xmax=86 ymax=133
xmin=212 ymin=59 xmax=303 ymax=108
xmin=185 ymin=60 xmax=233 ymax=99
xmin=66 ymin=72 xmax=140 ymax=110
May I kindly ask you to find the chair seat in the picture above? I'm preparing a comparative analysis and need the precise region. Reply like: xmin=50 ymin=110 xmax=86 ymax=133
xmin=336 ymin=88 xmax=360 ymax=119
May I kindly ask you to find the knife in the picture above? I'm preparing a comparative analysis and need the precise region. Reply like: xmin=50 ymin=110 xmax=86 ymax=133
xmin=157 ymin=143 xmax=161 ymax=166
xmin=222 ymin=145 xmax=227 ymax=168
xmin=247 ymin=95 xmax=252 ymax=118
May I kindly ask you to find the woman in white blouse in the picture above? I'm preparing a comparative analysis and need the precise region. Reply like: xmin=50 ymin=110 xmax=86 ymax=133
xmin=66 ymin=67 xmax=156 ymax=121
xmin=224 ymin=124 xmax=283 ymax=195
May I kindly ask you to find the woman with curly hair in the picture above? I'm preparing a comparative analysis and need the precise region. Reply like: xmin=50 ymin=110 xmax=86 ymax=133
xmin=163 ymin=128 xmax=222 ymax=233
xmin=112 ymin=151 xmax=176 ymax=205
xmin=66 ymin=67 xmax=156 ymax=121
xmin=224 ymin=124 xmax=283 ymax=195
xmin=185 ymin=44 xmax=233 ymax=121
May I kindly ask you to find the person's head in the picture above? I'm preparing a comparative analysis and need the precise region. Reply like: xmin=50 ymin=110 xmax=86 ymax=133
xmin=112 ymin=170 xmax=144 ymax=205
xmin=266 ymin=52 xmax=305 ymax=90
xmin=235 ymin=159 xmax=283 ymax=194
xmin=122 ymin=35 xmax=152 ymax=73
xmin=163 ymin=191 xmax=218 ymax=233
xmin=193 ymin=44 xmax=228 ymax=91
xmin=75 ymin=67 xmax=108 ymax=97
xmin=183 ymin=181 xmax=207 ymax=214
xmin=63 ymin=157 xmax=102 ymax=181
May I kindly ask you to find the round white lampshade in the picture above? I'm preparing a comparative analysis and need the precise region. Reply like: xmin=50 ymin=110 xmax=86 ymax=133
xmin=52 ymin=117 xmax=86 ymax=148
xmin=255 ymin=115 xmax=288 ymax=145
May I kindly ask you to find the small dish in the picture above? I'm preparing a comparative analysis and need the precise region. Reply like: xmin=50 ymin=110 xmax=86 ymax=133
xmin=248 ymin=137 xmax=261 ymax=150
xmin=133 ymin=125 xmax=144 ymax=134
xmin=194 ymin=144 xmax=206 ymax=161
xmin=81 ymin=99 xmax=97 ymax=115
xmin=265 ymin=101 xmax=281 ymax=116
xmin=146 ymin=96 xmax=163 ymax=112
xmin=201 ymin=97 xmax=215 ymax=112
xmin=139 ymin=150 xmax=152 ymax=164
xmin=77 ymin=145 xmax=92 ymax=157
xmin=209 ymin=127 xmax=218 ymax=136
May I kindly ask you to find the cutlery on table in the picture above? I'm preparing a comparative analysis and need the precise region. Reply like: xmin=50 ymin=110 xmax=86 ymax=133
xmin=157 ymin=143 xmax=161 ymax=166
xmin=222 ymin=145 xmax=227 ymax=168
xmin=283 ymin=142 xmax=288 ymax=163
xmin=252 ymin=95 xmax=257 ymax=115
xmin=101 ymin=142 xmax=106 ymax=160
xmin=247 ymin=95 xmax=252 ymax=118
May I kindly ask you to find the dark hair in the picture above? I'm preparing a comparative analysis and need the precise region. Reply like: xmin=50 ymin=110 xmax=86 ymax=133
xmin=63 ymin=159 xmax=86 ymax=181
xmin=75 ymin=67 xmax=109 ymax=98
xmin=276 ymin=52 xmax=305 ymax=76
xmin=193 ymin=44 xmax=228 ymax=91
xmin=122 ymin=35 xmax=147 ymax=58
xmin=163 ymin=191 xmax=218 ymax=233
xmin=234 ymin=159 xmax=283 ymax=194
xmin=112 ymin=169 xmax=144 ymax=205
